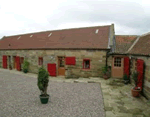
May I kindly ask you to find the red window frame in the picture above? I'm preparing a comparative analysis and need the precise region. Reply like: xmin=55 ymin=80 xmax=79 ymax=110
xmin=39 ymin=57 xmax=43 ymax=65
xmin=83 ymin=59 xmax=90 ymax=69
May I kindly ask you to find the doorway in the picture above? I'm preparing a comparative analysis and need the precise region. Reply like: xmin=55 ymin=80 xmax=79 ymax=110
xmin=58 ymin=56 xmax=65 ymax=76
xmin=111 ymin=56 xmax=124 ymax=78
xmin=8 ymin=56 xmax=11 ymax=68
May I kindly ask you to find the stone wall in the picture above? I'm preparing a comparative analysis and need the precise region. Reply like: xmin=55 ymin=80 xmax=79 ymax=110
xmin=0 ymin=49 xmax=108 ymax=78
xmin=129 ymin=56 xmax=150 ymax=99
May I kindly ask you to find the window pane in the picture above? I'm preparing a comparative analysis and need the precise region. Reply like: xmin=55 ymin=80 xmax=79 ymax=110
xmin=59 ymin=58 xmax=64 ymax=67
xmin=114 ymin=57 xmax=122 ymax=67
xmin=84 ymin=60 xmax=90 ymax=69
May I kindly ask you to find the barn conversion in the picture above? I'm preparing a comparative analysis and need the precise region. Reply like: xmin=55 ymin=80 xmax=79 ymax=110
xmin=0 ymin=23 xmax=150 ymax=99
xmin=0 ymin=24 xmax=115 ymax=78
xmin=127 ymin=32 xmax=150 ymax=99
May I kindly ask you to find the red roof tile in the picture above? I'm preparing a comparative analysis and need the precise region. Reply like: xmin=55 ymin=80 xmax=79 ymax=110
xmin=0 ymin=25 xmax=111 ymax=50
xmin=115 ymin=35 xmax=138 ymax=53
xmin=129 ymin=34 xmax=150 ymax=55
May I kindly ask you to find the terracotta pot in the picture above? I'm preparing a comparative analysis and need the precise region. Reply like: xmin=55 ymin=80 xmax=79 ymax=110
xmin=131 ymin=88 xmax=141 ymax=97
xmin=103 ymin=74 xmax=109 ymax=80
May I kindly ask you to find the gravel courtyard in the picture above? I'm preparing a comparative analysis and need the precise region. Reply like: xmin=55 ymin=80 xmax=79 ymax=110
xmin=0 ymin=70 xmax=105 ymax=117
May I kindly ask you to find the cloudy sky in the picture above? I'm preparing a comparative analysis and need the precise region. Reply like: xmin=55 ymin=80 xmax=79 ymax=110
xmin=0 ymin=0 xmax=150 ymax=39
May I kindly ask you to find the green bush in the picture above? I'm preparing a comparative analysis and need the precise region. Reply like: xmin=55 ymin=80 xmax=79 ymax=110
xmin=123 ymin=74 xmax=129 ymax=80
xmin=23 ymin=59 xmax=29 ymax=73
xmin=37 ymin=67 xmax=49 ymax=96
xmin=102 ymin=66 xmax=108 ymax=75
xmin=132 ymin=71 xmax=139 ymax=87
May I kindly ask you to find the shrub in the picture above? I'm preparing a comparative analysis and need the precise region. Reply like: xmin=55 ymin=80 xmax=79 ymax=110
xmin=132 ymin=71 xmax=139 ymax=87
xmin=102 ymin=66 xmax=108 ymax=75
xmin=37 ymin=67 xmax=49 ymax=96
xmin=23 ymin=59 xmax=29 ymax=73
xmin=123 ymin=74 xmax=129 ymax=80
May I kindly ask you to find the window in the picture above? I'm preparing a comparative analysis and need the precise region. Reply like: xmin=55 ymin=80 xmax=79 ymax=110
xmin=114 ymin=57 xmax=121 ymax=67
xmin=58 ymin=57 xmax=65 ymax=67
xmin=39 ymin=57 xmax=43 ymax=65
xmin=83 ymin=59 xmax=90 ymax=69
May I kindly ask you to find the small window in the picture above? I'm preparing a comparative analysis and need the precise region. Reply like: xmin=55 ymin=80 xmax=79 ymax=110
xmin=39 ymin=57 xmax=43 ymax=65
xmin=114 ymin=57 xmax=121 ymax=67
xmin=58 ymin=57 xmax=65 ymax=67
xmin=83 ymin=59 xmax=90 ymax=69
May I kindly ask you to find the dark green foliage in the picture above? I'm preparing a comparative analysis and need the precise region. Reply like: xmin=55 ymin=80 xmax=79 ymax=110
xmin=132 ymin=71 xmax=138 ymax=87
xmin=123 ymin=74 xmax=129 ymax=80
xmin=23 ymin=59 xmax=29 ymax=73
xmin=37 ymin=67 xmax=49 ymax=96
xmin=102 ymin=66 xmax=108 ymax=75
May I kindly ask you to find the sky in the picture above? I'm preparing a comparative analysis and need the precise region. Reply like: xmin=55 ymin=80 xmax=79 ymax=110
xmin=0 ymin=0 xmax=150 ymax=39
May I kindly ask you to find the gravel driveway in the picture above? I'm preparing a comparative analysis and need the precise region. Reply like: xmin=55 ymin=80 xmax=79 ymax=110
xmin=0 ymin=70 xmax=105 ymax=117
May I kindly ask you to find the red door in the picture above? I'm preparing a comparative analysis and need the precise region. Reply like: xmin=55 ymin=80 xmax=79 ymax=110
xmin=124 ymin=57 xmax=130 ymax=77
xmin=3 ymin=55 xmax=7 ymax=69
xmin=137 ymin=59 xmax=144 ymax=90
xmin=16 ymin=56 xmax=21 ymax=71
xmin=47 ymin=63 xmax=56 ymax=76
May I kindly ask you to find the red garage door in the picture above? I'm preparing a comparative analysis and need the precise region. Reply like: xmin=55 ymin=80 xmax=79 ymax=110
xmin=47 ymin=63 xmax=56 ymax=76
xmin=3 ymin=55 xmax=7 ymax=69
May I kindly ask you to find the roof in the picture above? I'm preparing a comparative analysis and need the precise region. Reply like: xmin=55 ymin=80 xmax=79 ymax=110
xmin=128 ymin=33 xmax=150 ymax=55
xmin=0 ymin=25 xmax=111 ymax=50
xmin=114 ymin=35 xmax=138 ymax=54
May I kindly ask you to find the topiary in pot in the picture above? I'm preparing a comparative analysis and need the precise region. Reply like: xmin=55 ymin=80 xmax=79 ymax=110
xmin=131 ymin=71 xmax=141 ymax=97
xmin=123 ymin=74 xmax=129 ymax=84
xmin=37 ymin=67 xmax=50 ymax=104
xmin=9 ymin=65 xmax=12 ymax=70
xmin=102 ymin=66 xmax=109 ymax=80
xmin=22 ymin=60 xmax=29 ymax=73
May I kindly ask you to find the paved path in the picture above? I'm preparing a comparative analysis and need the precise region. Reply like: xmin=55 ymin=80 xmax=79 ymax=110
xmin=0 ymin=69 xmax=105 ymax=117
xmin=0 ymin=68 xmax=150 ymax=117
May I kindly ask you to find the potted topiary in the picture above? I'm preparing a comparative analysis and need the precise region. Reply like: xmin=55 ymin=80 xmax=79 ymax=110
xmin=102 ymin=66 xmax=109 ymax=80
xmin=37 ymin=67 xmax=50 ymax=104
xmin=123 ymin=74 xmax=129 ymax=84
xmin=9 ymin=65 xmax=12 ymax=70
xmin=131 ymin=71 xmax=141 ymax=97
xmin=22 ymin=59 xmax=29 ymax=73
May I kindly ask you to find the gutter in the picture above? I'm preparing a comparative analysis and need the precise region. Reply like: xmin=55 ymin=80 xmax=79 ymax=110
xmin=106 ymin=49 xmax=111 ymax=67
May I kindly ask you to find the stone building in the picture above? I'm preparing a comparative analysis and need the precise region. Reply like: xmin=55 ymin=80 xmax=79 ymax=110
xmin=108 ymin=34 xmax=150 ymax=99
xmin=109 ymin=35 xmax=138 ymax=78
xmin=127 ymin=32 xmax=150 ymax=99
xmin=0 ymin=24 xmax=115 ymax=78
